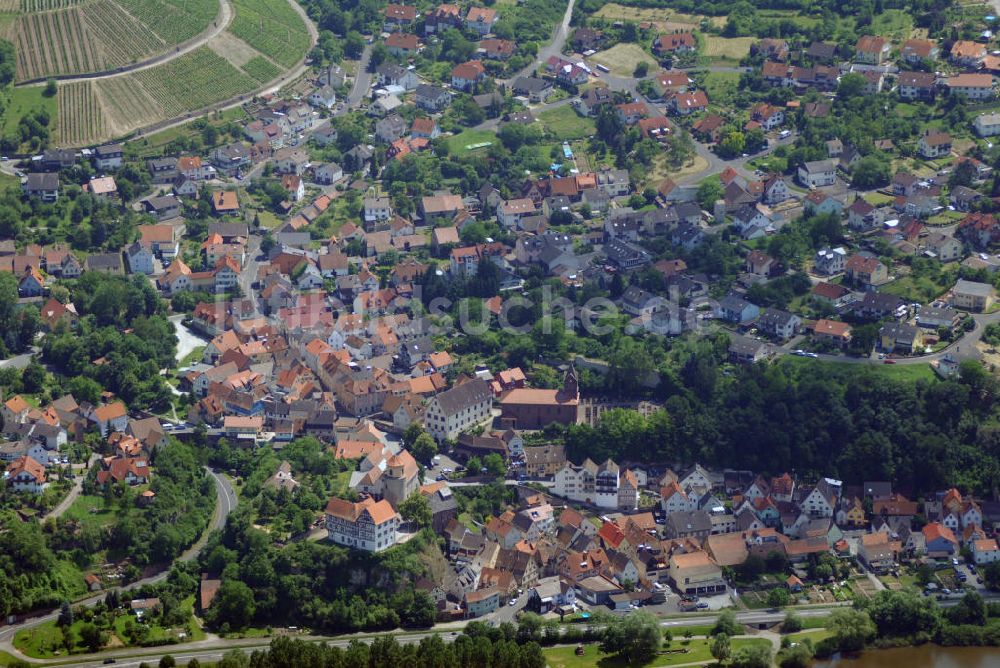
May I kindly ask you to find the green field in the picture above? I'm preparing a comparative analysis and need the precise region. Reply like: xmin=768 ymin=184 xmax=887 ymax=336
xmin=701 ymin=71 xmax=740 ymax=106
xmin=60 ymin=493 xmax=118 ymax=530
xmin=702 ymin=35 xmax=754 ymax=61
xmin=784 ymin=628 xmax=834 ymax=644
xmin=778 ymin=355 xmax=938 ymax=383
xmin=538 ymin=105 xmax=596 ymax=141
xmin=870 ymin=9 xmax=914 ymax=41
xmin=446 ymin=128 xmax=497 ymax=153
xmin=544 ymin=639 xmax=772 ymax=668
xmin=228 ymin=0 xmax=310 ymax=68
xmin=2 ymin=85 xmax=57 ymax=135
xmin=590 ymin=42 xmax=656 ymax=77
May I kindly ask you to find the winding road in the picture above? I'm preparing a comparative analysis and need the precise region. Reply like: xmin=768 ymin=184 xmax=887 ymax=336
xmin=0 ymin=467 xmax=237 ymax=658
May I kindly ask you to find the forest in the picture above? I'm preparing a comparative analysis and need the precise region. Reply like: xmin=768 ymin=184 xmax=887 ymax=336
xmin=41 ymin=272 xmax=177 ymax=410
xmin=540 ymin=351 xmax=1000 ymax=495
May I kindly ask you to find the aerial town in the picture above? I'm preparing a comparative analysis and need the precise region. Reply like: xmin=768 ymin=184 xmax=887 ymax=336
xmin=6 ymin=0 xmax=1000 ymax=664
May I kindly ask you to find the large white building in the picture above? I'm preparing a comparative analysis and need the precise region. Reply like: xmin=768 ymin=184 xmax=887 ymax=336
xmin=552 ymin=458 xmax=638 ymax=510
xmin=423 ymin=379 xmax=492 ymax=442
xmin=6 ymin=455 xmax=47 ymax=494
xmin=325 ymin=496 xmax=400 ymax=552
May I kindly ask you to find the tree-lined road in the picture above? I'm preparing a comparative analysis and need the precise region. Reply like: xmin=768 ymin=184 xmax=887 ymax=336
xmin=0 ymin=467 xmax=237 ymax=656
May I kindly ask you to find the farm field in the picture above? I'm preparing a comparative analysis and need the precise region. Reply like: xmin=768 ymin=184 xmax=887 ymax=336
xmin=93 ymin=74 xmax=159 ymax=136
xmin=20 ymin=0 xmax=83 ymax=8
xmin=592 ymin=3 xmax=725 ymax=31
xmin=242 ymin=54 xmax=281 ymax=83
xmin=115 ymin=0 xmax=217 ymax=44
xmin=228 ymin=0 xmax=309 ymax=68
xmin=702 ymin=35 xmax=754 ymax=62
xmin=55 ymin=80 xmax=108 ymax=145
xmin=15 ymin=7 xmax=105 ymax=80
xmin=130 ymin=46 xmax=257 ymax=118
xmin=92 ymin=46 xmax=257 ymax=138
xmin=13 ymin=0 xmax=216 ymax=81
xmin=590 ymin=42 xmax=655 ymax=77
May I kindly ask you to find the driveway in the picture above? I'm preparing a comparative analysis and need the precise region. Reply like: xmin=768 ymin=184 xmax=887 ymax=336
xmin=172 ymin=315 xmax=210 ymax=365
xmin=41 ymin=454 xmax=100 ymax=522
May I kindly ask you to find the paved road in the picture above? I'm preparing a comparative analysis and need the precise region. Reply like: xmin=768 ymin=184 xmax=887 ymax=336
xmin=0 ymin=466 xmax=237 ymax=657
xmin=17 ymin=0 xmax=232 ymax=87
xmin=15 ymin=596 xmax=993 ymax=667
xmin=503 ymin=0 xmax=576 ymax=84
xmin=0 ymin=348 xmax=36 ymax=370
xmin=239 ymin=234 xmax=262 ymax=314
xmin=348 ymin=45 xmax=374 ymax=108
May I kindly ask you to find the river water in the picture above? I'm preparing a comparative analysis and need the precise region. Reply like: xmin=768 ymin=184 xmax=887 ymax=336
xmin=817 ymin=645 xmax=1000 ymax=668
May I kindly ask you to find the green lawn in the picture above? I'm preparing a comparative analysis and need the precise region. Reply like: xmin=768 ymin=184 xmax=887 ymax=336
xmin=881 ymin=268 xmax=956 ymax=303
xmin=871 ymin=9 xmax=914 ymax=41
xmin=446 ymin=128 xmax=498 ymax=153
xmin=863 ymin=192 xmax=895 ymax=206
xmin=2 ymin=86 xmax=58 ymax=136
xmin=798 ymin=616 xmax=831 ymax=630
xmin=179 ymin=345 xmax=207 ymax=368
xmin=538 ymin=106 xmax=596 ymax=141
xmin=0 ymin=170 xmax=20 ymax=192
xmin=663 ymin=624 xmax=716 ymax=637
xmin=778 ymin=355 xmax=937 ymax=383
xmin=784 ymin=629 xmax=833 ymax=644
xmin=61 ymin=494 xmax=118 ymax=531
xmin=544 ymin=639 xmax=771 ymax=668
xmin=14 ymin=619 xmax=66 ymax=658
xmin=700 ymin=71 xmax=740 ymax=106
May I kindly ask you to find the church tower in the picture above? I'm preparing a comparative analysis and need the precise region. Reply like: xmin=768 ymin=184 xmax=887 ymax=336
xmin=559 ymin=365 xmax=579 ymax=402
